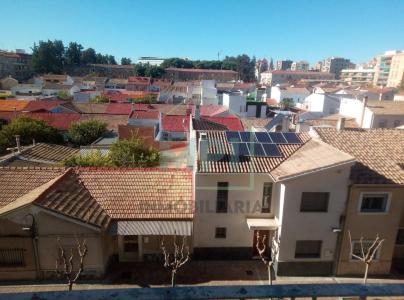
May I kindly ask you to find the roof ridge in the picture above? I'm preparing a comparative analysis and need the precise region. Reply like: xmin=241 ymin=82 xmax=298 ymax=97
xmin=75 ymin=166 xmax=192 ymax=173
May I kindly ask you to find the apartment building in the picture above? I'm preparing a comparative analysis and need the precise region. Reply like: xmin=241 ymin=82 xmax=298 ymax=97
xmin=137 ymin=57 xmax=166 ymax=66
xmin=341 ymin=68 xmax=375 ymax=86
xmin=0 ymin=50 xmax=32 ymax=81
xmin=314 ymin=128 xmax=404 ymax=276
xmin=191 ymin=130 xmax=355 ymax=275
xmin=291 ymin=61 xmax=309 ymax=72
xmin=321 ymin=57 xmax=354 ymax=79
xmin=373 ymin=50 xmax=403 ymax=87
xmin=276 ymin=60 xmax=293 ymax=71
xmin=387 ymin=52 xmax=404 ymax=88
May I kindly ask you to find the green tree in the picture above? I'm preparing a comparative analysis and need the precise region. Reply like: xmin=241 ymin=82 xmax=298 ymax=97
xmin=64 ymin=150 xmax=112 ymax=167
xmin=66 ymin=42 xmax=83 ymax=66
xmin=130 ymin=94 xmax=158 ymax=104
xmin=0 ymin=117 xmax=62 ymax=153
xmin=145 ymin=65 xmax=165 ymax=78
xmin=31 ymin=40 xmax=65 ymax=74
xmin=81 ymin=48 xmax=97 ymax=64
xmin=161 ymin=58 xmax=194 ymax=69
xmin=133 ymin=63 xmax=147 ymax=76
xmin=67 ymin=120 xmax=107 ymax=146
xmin=57 ymin=90 xmax=72 ymax=100
xmin=280 ymin=98 xmax=295 ymax=109
xmin=89 ymin=95 xmax=110 ymax=104
xmin=109 ymin=138 xmax=160 ymax=167
xmin=121 ymin=57 xmax=132 ymax=65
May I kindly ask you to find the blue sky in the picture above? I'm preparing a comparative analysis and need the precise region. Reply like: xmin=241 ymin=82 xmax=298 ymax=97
xmin=1 ymin=0 xmax=404 ymax=65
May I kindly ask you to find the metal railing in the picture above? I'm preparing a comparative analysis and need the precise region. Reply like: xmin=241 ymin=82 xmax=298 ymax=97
xmin=2 ymin=283 xmax=404 ymax=300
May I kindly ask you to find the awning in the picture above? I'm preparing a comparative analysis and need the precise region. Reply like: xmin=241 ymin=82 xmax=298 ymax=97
xmin=109 ymin=221 xmax=193 ymax=236
xmin=246 ymin=218 xmax=279 ymax=230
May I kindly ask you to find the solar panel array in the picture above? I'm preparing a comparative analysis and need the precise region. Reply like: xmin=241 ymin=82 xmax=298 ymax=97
xmin=225 ymin=131 xmax=302 ymax=158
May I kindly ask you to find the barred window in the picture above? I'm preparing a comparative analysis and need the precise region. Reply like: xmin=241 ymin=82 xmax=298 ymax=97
xmin=0 ymin=249 xmax=25 ymax=267
xmin=300 ymin=192 xmax=329 ymax=212
xmin=216 ymin=182 xmax=229 ymax=213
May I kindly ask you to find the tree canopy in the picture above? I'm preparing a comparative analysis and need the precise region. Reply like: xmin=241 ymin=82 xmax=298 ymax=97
xmin=121 ymin=57 xmax=132 ymax=65
xmin=64 ymin=137 xmax=160 ymax=168
xmin=67 ymin=119 xmax=107 ymax=146
xmin=133 ymin=63 xmax=165 ymax=78
xmin=160 ymin=54 xmax=256 ymax=82
xmin=0 ymin=117 xmax=62 ymax=153
xmin=31 ymin=40 xmax=118 ymax=74
xmin=89 ymin=95 xmax=110 ymax=104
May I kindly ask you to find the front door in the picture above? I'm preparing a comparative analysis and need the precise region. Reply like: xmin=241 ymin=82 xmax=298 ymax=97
xmin=118 ymin=235 xmax=140 ymax=262
xmin=252 ymin=230 xmax=270 ymax=257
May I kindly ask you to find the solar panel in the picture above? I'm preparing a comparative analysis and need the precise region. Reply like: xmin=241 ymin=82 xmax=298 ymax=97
xmin=262 ymin=143 xmax=283 ymax=157
xmin=225 ymin=131 xmax=241 ymax=142
xmin=240 ymin=132 xmax=257 ymax=142
xmin=232 ymin=143 xmax=250 ymax=156
xmin=246 ymin=143 xmax=266 ymax=157
xmin=283 ymin=132 xmax=302 ymax=144
xmin=268 ymin=132 xmax=287 ymax=144
xmin=255 ymin=132 xmax=272 ymax=143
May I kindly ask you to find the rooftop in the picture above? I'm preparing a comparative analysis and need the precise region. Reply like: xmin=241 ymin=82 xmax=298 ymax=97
xmin=315 ymin=128 xmax=404 ymax=184
xmin=366 ymin=100 xmax=404 ymax=115
xmin=165 ymin=67 xmax=238 ymax=74
xmin=0 ymin=100 xmax=29 ymax=112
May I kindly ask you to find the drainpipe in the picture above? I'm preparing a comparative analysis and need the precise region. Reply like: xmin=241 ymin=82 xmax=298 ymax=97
xmin=22 ymin=214 xmax=41 ymax=279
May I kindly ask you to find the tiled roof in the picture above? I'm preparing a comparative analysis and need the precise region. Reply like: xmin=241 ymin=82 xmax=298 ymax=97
xmin=202 ymin=116 xmax=244 ymax=131
xmin=193 ymin=105 xmax=229 ymax=117
xmin=241 ymin=117 xmax=272 ymax=130
xmin=315 ymin=128 xmax=404 ymax=184
xmin=35 ymin=169 xmax=110 ymax=228
xmin=23 ymin=100 xmax=67 ymax=112
xmin=198 ymin=131 xmax=311 ymax=173
xmin=0 ymin=167 xmax=193 ymax=223
xmin=24 ymin=113 xmax=80 ymax=130
xmin=127 ymin=76 xmax=151 ymax=85
xmin=105 ymin=103 xmax=132 ymax=115
xmin=80 ymin=114 xmax=129 ymax=131
xmin=72 ymin=103 xmax=108 ymax=114
xmin=366 ymin=100 xmax=404 ymax=115
xmin=129 ymin=110 xmax=159 ymax=120
xmin=161 ymin=115 xmax=190 ymax=132
xmin=0 ymin=167 xmax=66 ymax=208
xmin=305 ymin=114 xmax=359 ymax=128
xmin=17 ymin=143 xmax=79 ymax=163
xmin=192 ymin=118 xmax=228 ymax=131
xmin=76 ymin=168 xmax=193 ymax=220
xmin=0 ymin=100 xmax=29 ymax=112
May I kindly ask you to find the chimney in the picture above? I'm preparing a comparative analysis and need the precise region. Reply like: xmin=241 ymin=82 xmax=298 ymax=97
xmin=198 ymin=132 xmax=208 ymax=161
xmin=337 ymin=117 xmax=346 ymax=131
xmin=281 ymin=115 xmax=290 ymax=132
xmin=32 ymin=138 xmax=36 ymax=146
xmin=15 ymin=135 xmax=21 ymax=152
xmin=195 ymin=104 xmax=201 ymax=120
xmin=379 ymin=92 xmax=383 ymax=101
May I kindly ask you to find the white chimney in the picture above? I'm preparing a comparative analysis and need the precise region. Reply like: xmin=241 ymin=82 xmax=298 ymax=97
xmin=337 ymin=117 xmax=346 ymax=131
xmin=198 ymin=132 xmax=208 ymax=161
xmin=281 ymin=116 xmax=290 ymax=132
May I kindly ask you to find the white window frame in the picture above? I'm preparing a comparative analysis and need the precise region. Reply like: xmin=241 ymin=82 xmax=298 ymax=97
xmin=350 ymin=240 xmax=381 ymax=262
xmin=357 ymin=192 xmax=391 ymax=214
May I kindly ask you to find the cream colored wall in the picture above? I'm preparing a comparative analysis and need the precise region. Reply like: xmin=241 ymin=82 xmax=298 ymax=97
xmin=194 ymin=173 xmax=274 ymax=248
xmin=277 ymin=166 xmax=352 ymax=263
xmin=337 ymin=186 xmax=404 ymax=275
xmin=0 ymin=206 xmax=110 ymax=279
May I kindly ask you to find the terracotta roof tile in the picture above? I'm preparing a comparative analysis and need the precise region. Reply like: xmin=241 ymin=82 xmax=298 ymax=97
xmin=0 ymin=100 xmax=30 ymax=112
xmin=198 ymin=131 xmax=311 ymax=173
xmin=315 ymin=128 xmax=404 ymax=184
xmin=161 ymin=115 xmax=190 ymax=132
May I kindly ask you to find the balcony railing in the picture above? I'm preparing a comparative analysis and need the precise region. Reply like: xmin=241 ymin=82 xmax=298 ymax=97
xmin=2 ymin=283 xmax=404 ymax=300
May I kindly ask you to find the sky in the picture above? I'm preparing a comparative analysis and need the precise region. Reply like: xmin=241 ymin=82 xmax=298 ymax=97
xmin=1 ymin=0 xmax=404 ymax=65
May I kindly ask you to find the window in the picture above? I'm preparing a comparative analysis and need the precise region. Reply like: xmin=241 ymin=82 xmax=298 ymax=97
xmin=378 ymin=119 xmax=387 ymax=128
xmin=215 ymin=227 xmax=227 ymax=238
xmin=394 ymin=120 xmax=401 ymax=127
xmin=216 ymin=182 xmax=228 ymax=213
xmin=295 ymin=240 xmax=322 ymax=258
xmin=0 ymin=249 xmax=25 ymax=267
xmin=397 ymin=229 xmax=404 ymax=245
xmin=300 ymin=192 xmax=329 ymax=212
xmin=359 ymin=193 xmax=389 ymax=213
xmin=262 ymin=183 xmax=272 ymax=213
xmin=351 ymin=240 xmax=381 ymax=260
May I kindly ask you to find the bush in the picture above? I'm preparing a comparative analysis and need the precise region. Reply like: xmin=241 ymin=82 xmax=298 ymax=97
xmin=130 ymin=94 xmax=158 ymax=104
xmin=109 ymin=138 xmax=160 ymax=167
xmin=57 ymin=90 xmax=72 ymax=100
xmin=68 ymin=119 xmax=107 ymax=146
xmin=0 ymin=117 xmax=62 ymax=153
xmin=90 ymin=95 xmax=109 ymax=104
xmin=63 ymin=150 xmax=112 ymax=167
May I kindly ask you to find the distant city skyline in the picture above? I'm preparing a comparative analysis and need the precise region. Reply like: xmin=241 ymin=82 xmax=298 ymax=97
xmin=1 ymin=0 xmax=404 ymax=65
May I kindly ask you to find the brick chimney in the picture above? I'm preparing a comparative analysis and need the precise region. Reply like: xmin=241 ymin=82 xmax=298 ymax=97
xmin=337 ymin=117 xmax=346 ymax=131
